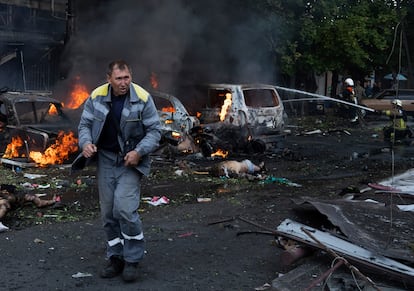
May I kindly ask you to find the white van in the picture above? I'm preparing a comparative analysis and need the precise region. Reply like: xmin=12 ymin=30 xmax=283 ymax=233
xmin=198 ymin=83 xmax=284 ymax=132
xmin=192 ymin=83 xmax=285 ymax=154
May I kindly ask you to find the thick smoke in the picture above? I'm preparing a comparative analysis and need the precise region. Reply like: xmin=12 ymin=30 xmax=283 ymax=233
xmin=56 ymin=0 xmax=278 ymax=105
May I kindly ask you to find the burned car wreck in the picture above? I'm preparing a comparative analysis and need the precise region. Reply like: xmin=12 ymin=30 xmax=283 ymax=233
xmin=0 ymin=89 xmax=78 ymax=166
xmin=187 ymin=83 xmax=285 ymax=157
xmin=151 ymin=90 xmax=200 ymax=146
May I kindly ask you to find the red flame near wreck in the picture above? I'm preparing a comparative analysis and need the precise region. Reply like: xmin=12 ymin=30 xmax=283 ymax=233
xmin=65 ymin=82 xmax=89 ymax=109
xmin=2 ymin=131 xmax=79 ymax=167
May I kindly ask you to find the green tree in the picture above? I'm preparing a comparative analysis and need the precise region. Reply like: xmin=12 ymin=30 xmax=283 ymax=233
xmin=299 ymin=1 xmax=401 ymax=75
xmin=244 ymin=0 xmax=413 ymax=90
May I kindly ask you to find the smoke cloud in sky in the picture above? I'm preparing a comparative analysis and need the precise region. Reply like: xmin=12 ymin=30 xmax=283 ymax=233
xmin=56 ymin=0 xmax=279 ymax=101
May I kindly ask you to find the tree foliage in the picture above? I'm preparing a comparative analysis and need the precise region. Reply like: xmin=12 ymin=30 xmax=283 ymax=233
xmin=252 ymin=0 xmax=411 ymax=79
xmin=300 ymin=0 xmax=400 ymax=75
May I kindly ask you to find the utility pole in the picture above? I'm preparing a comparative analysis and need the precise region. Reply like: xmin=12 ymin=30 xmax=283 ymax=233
xmin=402 ymin=22 xmax=413 ymax=88
xmin=395 ymin=0 xmax=413 ymax=88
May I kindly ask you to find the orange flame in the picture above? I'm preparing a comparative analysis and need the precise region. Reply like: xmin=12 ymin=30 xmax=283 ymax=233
xmin=219 ymin=93 xmax=232 ymax=121
xmin=48 ymin=103 xmax=58 ymax=115
xmin=2 ymin=131 xmax=78 ymax=166
xmin=211 ymin=149 xmax=228 ymax=158
xmin=30 ymin=131 xmax=78 ymax=166
xmin=66 ymin=81 xmax=89 ymax=109
xmin=3 ymin=136 xmax=25 ymax=158
xmin=162 ymin=106 xmax=176 ymax=113
xmin=151 ymin=72 xmax=158 ymax=89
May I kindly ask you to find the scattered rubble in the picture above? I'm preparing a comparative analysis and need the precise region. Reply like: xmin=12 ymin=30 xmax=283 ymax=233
xmin=1 ymin=115 xmax=414 ymax=290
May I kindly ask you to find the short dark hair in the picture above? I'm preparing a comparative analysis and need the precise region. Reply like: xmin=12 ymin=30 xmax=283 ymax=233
xmin=107 ymin=60 xmax=131 ymax=76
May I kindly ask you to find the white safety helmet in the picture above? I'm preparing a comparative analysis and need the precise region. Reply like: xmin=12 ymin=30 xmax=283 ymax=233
xmin=392 ymin=99 xmax=402 ymax=107
xmin=344 ymin=78 xmax=354 ymax=87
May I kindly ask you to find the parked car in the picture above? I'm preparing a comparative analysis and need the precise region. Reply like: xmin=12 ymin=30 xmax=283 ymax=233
xmin=189 ymin=83 xmax=285 ymax=155
xmin=150 ymin=90 xmax=200 ymax=145
xmin=0 ymin=89 xmax=75 ymax=156
xmin=360 ymin=89 xmax=414 ymax=116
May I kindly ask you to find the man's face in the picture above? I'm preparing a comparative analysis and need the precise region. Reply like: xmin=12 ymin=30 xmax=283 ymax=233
xmin=107 ymin=66 xmax=132 ymax=96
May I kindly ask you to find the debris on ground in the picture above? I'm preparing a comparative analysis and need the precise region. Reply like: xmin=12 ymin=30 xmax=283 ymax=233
xmin=0 ymin=221 xmax=9 ymax=232
xmin=71 ymin=272 xmax=93 ymax=278
xmin=1 ymin=115 xmax=414 ymax=290
xmin=143 ymin=196 xmax=170 ymax=206
xmin=276 ymin=218 xmax=414 ymax=281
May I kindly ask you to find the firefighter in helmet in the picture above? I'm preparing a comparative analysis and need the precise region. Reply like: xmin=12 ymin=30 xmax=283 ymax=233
xmin=341 ymin=78 xmax=359 ymax=122
xmin=381 ymin=99 xmax=412 ymax=143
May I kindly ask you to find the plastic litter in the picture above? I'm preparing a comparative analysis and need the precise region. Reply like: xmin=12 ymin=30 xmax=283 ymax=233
xmin=197 ymin=197 xmax=212 ymax=203
xmin=20 ymin=182 xmax=51 ymax=189
xmin=23 ymin=173 xmax=48 ymax=179
xmin=0 ymin=222 xmax=9 ymax=232
xmin=261 ymin=176 xmax=301 ymax=187
xmin=175 ymin=169 xmax=184 ymax=176
xmin=37 ymin=184 xmax=50 ymax=189
xmin=145 ymin=196 xmax=170 ymax=206
xmin=72 ymin=272 xmax=93 ymax=278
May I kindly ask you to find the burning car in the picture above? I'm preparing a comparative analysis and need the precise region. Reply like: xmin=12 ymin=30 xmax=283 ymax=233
xmin=189 ymin=83 xmax=285 ymax=156
xmin=151 ymin=90 xmax=200 ymax=146
xmin=0 ymin=89 xmax=78 ymax=166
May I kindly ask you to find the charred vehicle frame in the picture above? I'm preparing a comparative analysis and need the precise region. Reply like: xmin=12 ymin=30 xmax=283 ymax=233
xmin=189 ymin=83 xmax=285 ymax=156
xmin=151 ymin=90 xmax=200 ymax=146
xmin=0 ymin=89 xmax=75 ymax=158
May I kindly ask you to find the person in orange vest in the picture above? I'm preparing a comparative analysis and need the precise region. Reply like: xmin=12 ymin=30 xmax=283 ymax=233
xmin=381 ymin=99 xmax=412 ymax=143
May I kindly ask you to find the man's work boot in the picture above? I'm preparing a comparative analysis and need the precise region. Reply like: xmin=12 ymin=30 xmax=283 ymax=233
xmin=100 ymin=256 xmax=124 ymax=278
xmin=122 ymin=262 xmax=139 ymax=282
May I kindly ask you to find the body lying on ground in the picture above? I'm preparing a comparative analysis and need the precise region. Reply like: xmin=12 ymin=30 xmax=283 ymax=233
xmin=0 ymin=184 xmax=57 ymax=220
xmin=209 ymin=159 xmax=266 ymax=178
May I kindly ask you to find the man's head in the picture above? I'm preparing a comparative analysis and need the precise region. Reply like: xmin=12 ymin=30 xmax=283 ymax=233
xmin=107 ymin=60 xmax=132 ymax=96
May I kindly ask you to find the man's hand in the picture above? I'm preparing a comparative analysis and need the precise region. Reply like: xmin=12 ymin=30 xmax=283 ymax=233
xmin=82 ymin=143 xmax=97 ymax=158
xmin=124 ymin=150 xmax=141 ymax=167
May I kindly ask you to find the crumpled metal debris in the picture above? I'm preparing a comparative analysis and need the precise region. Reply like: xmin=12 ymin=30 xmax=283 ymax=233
xmin=292 ymin=196 xmax=414 ymax=263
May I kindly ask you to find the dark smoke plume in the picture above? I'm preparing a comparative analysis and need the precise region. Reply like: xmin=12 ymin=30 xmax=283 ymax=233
xmin=55 ymin=0 xmax=278 ymax=106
